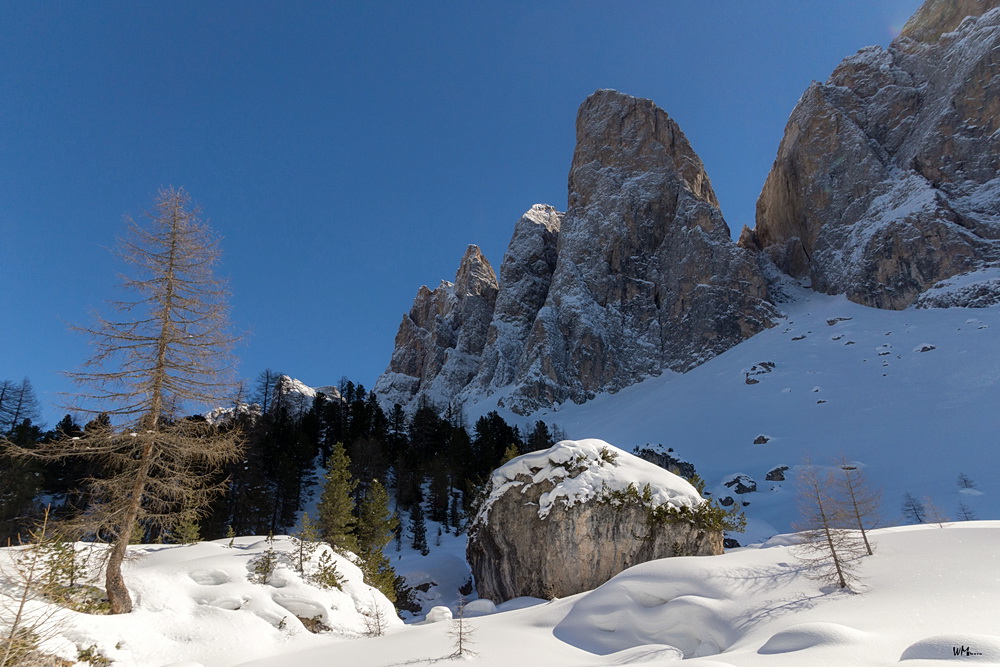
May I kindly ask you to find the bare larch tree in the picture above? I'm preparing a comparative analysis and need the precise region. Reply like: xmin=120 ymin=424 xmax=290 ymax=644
xmin=4 ymin=187 xmax=241 ymax=613
xmin=836 ymin=460 xmax=880 ymax=556
xmin=795 ymin=461 xmax=866 ymax=590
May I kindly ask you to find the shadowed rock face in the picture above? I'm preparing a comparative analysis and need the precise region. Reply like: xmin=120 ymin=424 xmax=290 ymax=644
xmin=468 ymin=492 xmax=721 ymax=603
xmin=748 ymin=0 xmax=1000 ymax=309
xmin=503 ymin=90 xmax=777 ymax=412
xmin=373 ymin=245 xmax=498 ymax=409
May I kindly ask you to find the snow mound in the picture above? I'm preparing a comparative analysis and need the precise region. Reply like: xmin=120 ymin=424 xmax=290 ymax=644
xmin=554 ymin=555 xmax=737 ymax=658
xmin=758 ymin=622 xmax=873 ymax=653
xmin=480 ymin=439 xmax=703 ymax=520
xmin=423 ymin=606 xmax=453 ymax=623
xmin=463 ymin=599 xmax=497 ymax=616
xmin=900 ymin=634 xmax=1000 ymax=661
xmin=2 ymin=536 xmax=399 ymax=667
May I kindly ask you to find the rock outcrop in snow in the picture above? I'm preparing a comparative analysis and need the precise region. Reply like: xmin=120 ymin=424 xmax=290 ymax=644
xmin=378 ymin=91 xmax=778 ymax=415
xmin=466 ymin=439 xmax=723 ymax=603
xmin=744 ymin=0 xmax=1000 ymax=309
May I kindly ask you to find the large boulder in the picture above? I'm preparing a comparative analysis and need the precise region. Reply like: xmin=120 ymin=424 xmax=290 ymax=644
xmin=466 ymin=439 xmax=724 ymax=603
xmin=746 ymin=0 xmax=1000 ymax=309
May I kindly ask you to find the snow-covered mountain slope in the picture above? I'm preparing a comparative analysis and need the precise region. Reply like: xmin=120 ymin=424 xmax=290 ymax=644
xmin=465 ymin=285 xmax=1000 ymax=542
xmin=240 ymin=522 xmax=1000 ymax=666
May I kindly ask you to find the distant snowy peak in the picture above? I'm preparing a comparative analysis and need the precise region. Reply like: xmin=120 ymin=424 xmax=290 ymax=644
xmin=273 ymin=375 xmax=342 ymax=416
xmin=205 ymin=376 xmax=341 ymax=423
xmin=747 ymin=0 xmax=1000 ymax=309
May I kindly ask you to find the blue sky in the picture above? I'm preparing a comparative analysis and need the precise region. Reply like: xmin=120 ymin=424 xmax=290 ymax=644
xmin=1 ymin=1 xmax=922 ymax=423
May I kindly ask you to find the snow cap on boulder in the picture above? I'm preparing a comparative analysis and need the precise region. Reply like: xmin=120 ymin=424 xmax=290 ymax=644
xmin=478 ymin=438 xmax=704 ymax=522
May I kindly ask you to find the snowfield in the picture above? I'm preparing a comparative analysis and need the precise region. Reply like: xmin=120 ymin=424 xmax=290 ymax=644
xmin=236 ymin=523 xmax=1000 ymax=667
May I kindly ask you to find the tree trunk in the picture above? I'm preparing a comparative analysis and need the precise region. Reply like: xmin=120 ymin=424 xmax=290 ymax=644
xmin=106 ymin=440 xmax=153 ymax=614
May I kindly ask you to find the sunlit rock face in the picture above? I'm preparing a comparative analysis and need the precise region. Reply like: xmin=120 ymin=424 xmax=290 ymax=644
xmin=747 ymin=0 xmax=1000 ymax=309
xmin=377 ymin=90 xmax=778 ymax=416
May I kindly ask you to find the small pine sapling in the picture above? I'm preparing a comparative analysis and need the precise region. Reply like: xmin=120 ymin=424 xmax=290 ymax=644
xmin=360 ymin=592 xmax=388 ymax=637
xmin=957 ymin=473 xmax=977 ymax=490
xmin=836 ymin=460 xmax=880 ymax=556
xmin=308 ymin=549 xmax=344 ymax=591
xmin=0 ymin=508 xmax=66 ymax=667
xmin=170 ymin=509 xmax=201 ymax=545
xmin=956 ymin=501 xmax=977 ymax=521
xmin=448 ymin=597 xmax=477 ymax=658
xmin=290 ymin=513 xmax=321 ymax=575
xmin=923 ymin=497 xmax=949 ymax=528
xmin=248 ymin=547 xmax=279 ymax=585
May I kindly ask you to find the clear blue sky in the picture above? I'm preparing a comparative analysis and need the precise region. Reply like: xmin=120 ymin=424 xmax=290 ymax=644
xmin=1 ymin=1 xmax=922 ymax=424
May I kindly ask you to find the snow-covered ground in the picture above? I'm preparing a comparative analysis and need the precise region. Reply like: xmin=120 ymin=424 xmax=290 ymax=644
xmin=0 ymin=537 xmax=399 ymax=666
xmin=238 ymin=522 xmax=1000 ymax=667
xmin=8 ymin=522 xmax=999 ymax=666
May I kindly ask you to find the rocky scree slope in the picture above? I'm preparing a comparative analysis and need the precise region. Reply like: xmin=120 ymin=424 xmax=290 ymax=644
xmin=743 ymin=0 xmax=1000 ymax=309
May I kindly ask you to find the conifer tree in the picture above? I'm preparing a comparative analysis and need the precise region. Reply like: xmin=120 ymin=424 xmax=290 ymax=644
xmin=409 ymin=493 xmax=428 ymax=556
xmin=355 ymin=480 xmax=399 ymax=602
xmin=3 ymin=188 xmax=240 ymax=614
xmin=901 ymin=492 xmax=926 ymax=524
xmin=836 ymin=461 xmax=880 ymax=556
xmin=317 ymin=441 xmax=358 ymax=552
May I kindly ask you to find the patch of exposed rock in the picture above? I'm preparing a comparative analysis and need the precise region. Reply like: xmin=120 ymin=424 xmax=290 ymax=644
xmin=745 ymin=0 xmax=1000 ymax=309
xmin=466 ymin=439 xmax=723 ymax=603
xmin=374 ymin=245 xmax=498 ymax=409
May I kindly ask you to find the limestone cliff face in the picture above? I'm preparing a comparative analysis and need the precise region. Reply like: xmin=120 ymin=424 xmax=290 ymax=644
xmin=377 ymin=91 xmax=778 ymax=415
xmin=747 ymin=0 xmax=1000 ymax=309
xmin=373 ymin=245 xmax=498 ymax=408
xmin=460 ymin=204 xmax=562 ymax=397
xmin=504 ymin=90 xmax=777 ymax=412
xmin=466 ymin=440 xmax=723 ymax=603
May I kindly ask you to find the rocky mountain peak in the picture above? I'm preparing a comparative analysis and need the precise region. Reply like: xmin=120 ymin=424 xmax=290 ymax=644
xmin=571 ymin=89 xmax=719 ymax=210
xmin=899 ymin=0 xmax=1000 ymax=43
xmin=373 ymin=245 xmax=500 ymax=410
xmin=454 ymin=244 xmax=498 ymax=297
xmin=378 ymin=90 xmax=778 ymax=415
xmin=747 ymin=0 xmax=1000 ymax=309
